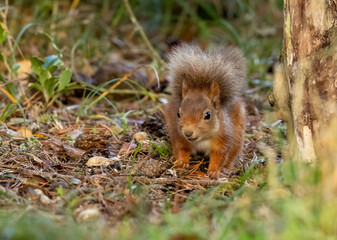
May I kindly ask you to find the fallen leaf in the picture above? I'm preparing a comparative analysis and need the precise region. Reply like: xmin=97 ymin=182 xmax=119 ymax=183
xmin=118 ymin=142 xmax=137 ymax=156
xmin=17 ymin=127 xmax=33 ymax=138
xmin=133 ymin=131 xmax=149 ymax=142
xmin=66 ymin=129 xmax=83 ymax=139
xmin=63 ymin=145 xmax=86 ymax=160
xmin=86 ymin=156 xmax=119 ymax=167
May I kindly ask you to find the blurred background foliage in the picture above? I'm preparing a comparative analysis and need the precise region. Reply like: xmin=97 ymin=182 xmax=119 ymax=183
xmin=3 ymin=0 xmax=283 ymax=80
xmin=0 ymin=0 xmax=285 ymax=121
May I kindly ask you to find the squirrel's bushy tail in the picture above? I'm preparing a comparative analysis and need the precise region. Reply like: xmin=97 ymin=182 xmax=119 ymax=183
xmin=167 ymin=44 xmax=246 ymax=104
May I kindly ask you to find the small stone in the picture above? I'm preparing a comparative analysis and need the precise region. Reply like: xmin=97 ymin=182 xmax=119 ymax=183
xmin=34 ymin=189 xmax=52 ymax=204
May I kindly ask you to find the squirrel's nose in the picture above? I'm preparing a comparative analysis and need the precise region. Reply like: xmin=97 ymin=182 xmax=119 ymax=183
xmin=184 ymin=131 xmax=193 ymax=138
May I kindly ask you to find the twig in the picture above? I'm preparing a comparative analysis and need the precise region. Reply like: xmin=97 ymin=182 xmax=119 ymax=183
xmin=98 ymin=123 xmax=122 ymax=144
xmin=131 ymin=153 xmax=152 ymax=175
xmin=122 ymin=0 xmax=165 ymax=67
xmin=94 ymin=178 xmax=112 ymax=214
xmin=87 ymin=174 xmax=231 ymax=187
xmin=20 ymin=168 xmax=81 ymax=180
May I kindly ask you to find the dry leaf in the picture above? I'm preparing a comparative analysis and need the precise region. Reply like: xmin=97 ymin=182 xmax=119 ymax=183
xmin=63 ymin=145 xmax=86 ymax=160
xmin=133 ymin=131 xmax=149 ymax=142
xmin=118 ymin=142 xmax=137 ymax=156
xmin=17 ymin=127 xmax=33 ymax=138
xmin=86 ymin=156 xmax=119 ymax=167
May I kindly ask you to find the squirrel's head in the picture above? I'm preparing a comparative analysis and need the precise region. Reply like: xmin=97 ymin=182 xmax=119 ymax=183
xmin=177 ymin=81 xmax=221 ymax=142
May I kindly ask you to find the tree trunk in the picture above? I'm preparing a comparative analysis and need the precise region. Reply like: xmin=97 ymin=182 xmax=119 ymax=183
xmin=277 ymin=0 xmax=337 ymax=161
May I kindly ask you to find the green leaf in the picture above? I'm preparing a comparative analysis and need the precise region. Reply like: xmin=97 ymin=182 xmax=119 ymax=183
xmin=30 ymin=56 xmax=44 ymax=74
xmin=0 ymin=74 xmax=5 ymax=83
xmin=0 ymin=103 xmax=17 ymax=122
xmin=45 ymin=77 xmax=58 ymax=96
xmin=58 ymin=68 xmax=72 ymax=92
xmin=92 ymin=128 xmax=98 ymax=134
xmin=40 ymin=32 xmax=63 ymax=58
xmin=0 ymin=53 xmax=5 ymax=63
xmin=12 ymin=23 xmax=35 ymax=64
xmin=28 ymin=82 xmax=44 ymax=93
xmin=42 ymin=55 xmax=63 ymax=70
xmin=0 ymin=22 xmax=7 ymax=44
xmin=30 ymin=56 xmax=51 ymax=84
xmin=0 ymin=73 xmax=17 ymax=97
xmin=12 ymin=62 xmax=21 ymax=74
xmin=4 ymin=83 xmax=17 ymax=98
xmin=56 ymin=186 xmax=64 ymax=197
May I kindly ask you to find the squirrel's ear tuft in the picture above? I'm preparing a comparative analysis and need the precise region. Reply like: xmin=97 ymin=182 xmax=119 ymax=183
xmin=208 ymin=82 xmax=220 ymax=108
xmin=182 ymin=80 xmax=188 ymax=98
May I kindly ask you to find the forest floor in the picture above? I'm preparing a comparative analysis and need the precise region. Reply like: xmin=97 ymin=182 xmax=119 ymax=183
xmin=0 ymin=53 xmax=275 ymax=222
xmin=1 ymin=66 xmax=280 ymax=239
xmin=4 ymin=1 xmax=336 ymax=240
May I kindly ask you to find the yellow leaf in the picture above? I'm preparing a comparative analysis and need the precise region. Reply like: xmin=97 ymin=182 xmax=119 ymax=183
xmin=0 ymin=87 xmax=17 ymax=103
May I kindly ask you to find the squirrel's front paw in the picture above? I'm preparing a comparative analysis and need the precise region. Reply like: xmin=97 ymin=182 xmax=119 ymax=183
xmin=174 ymin=160 xmax=189 ymax=169
xmin=207 ymin=170 xmax=220 ymax=179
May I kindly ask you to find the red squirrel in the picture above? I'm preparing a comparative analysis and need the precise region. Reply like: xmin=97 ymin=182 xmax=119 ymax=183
xmin=165 ymin=44 xmax=246 ymax=178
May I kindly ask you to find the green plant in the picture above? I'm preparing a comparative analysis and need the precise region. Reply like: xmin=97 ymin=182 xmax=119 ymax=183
xmin=0 ymin=103 xmax=16 ymax=121
xmin=56 ymin=186 xmax=65 ymax=197
xmin=77 ymin=78 xmax=120 ymax=116
xmin=64 ymin=135 xmax=76 ymax=145
xmin=92 ymin=128 xmax=98 ymax=134
xmin=29 ymin=54 xmax=75 ymax=107
xmin=19 ymin=137 xmax=41 ymax=150
xmin=150 ymin=140 xmax=172 ymax=158
xmin=0 ymin=20 xmax=18 ymax=106
xmin=39 ymin=112 xmax=60 ymax=123
xmin=120 ymin=110 xmax=134 ymax=133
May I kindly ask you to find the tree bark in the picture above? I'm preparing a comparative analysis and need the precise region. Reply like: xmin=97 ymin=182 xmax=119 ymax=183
xmin=278 ymin=0 xmax=337 ymax=161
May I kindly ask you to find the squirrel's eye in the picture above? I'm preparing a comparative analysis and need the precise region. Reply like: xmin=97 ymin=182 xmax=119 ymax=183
xmin=177 ymin=111 xmax=180 ymax=118
xmin=204 ymin=111 xmax=211 ymax=120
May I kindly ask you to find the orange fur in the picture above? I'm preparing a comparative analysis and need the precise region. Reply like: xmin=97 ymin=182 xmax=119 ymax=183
xmin=165 ymin=44 xmax=246 ymax=178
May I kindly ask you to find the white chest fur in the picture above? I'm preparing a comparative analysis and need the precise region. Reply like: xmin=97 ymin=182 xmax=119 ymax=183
xmin=191 ymin=140 xmax=211 ymax=155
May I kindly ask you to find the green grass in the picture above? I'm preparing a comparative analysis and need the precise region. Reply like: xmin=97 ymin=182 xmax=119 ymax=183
xmin=0 ymin=210 xmax=106 ymax=240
